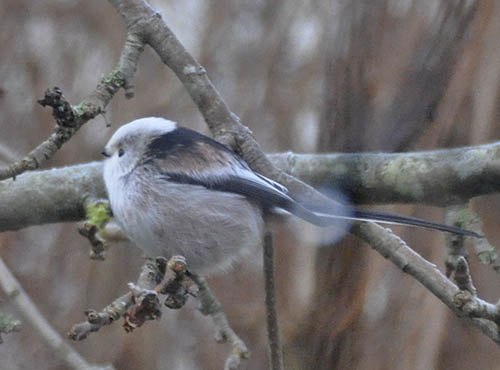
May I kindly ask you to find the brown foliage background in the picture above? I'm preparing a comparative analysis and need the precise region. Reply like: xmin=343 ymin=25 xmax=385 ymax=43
xmin=1 ymin=0 xmax=500 ymax=369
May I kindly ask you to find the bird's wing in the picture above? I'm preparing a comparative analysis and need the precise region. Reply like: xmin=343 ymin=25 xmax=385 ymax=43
xmin=144 ymin=128 xmax=330 ymax=224
xmin=144 ymin=128 xmax=481 ymax=237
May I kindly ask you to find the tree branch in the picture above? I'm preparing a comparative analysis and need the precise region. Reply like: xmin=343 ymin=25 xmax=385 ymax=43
xmin=105 ymin=0 xmax=341 ymax=215
xmin=0 ymin=20 xmax=145 ymax=181
xmin=263 ymin=230 xmax=283 ymax=370
xmin=189 ymin=273 xmax=250 ymax=370
xmin=269 ymin=144 xmax=500 ymax=206
xmin=68 ymin=258 xmax=159 ymax=341
xmin=68 ymin=255 xmax=248 ymax=369
xmin=2 ymin=0 xmax=499 ymax=355
xmin=2 ymin=141 xmax=500 ymax=233
xmin=0 ymin=162 xmax=105 ymax=232
xmin=0 ymin=257 xmax=114 ymax=370
xmin=351 ymin=222 xmax=500 ymax=343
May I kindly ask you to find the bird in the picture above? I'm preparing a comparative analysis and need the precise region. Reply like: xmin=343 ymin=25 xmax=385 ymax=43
xmin=102 ymin=117 xmax=480 ymax=275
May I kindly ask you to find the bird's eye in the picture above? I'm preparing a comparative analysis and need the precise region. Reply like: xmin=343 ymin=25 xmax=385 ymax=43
xmin=118 ymin=147 xmax=125 ymax=157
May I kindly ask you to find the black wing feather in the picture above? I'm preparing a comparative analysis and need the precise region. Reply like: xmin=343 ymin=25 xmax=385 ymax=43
xmin=162 ymin=172 xmax=331 ymax=226
xmin=149 ymin=125 xmax=481 ymax=238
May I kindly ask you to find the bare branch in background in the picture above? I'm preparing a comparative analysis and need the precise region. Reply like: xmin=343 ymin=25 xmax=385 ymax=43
xmin=190 ymin=273 xmax=250 ymax=370
xmin=0 ymin=257 xmax=114 ymax=370
xmin=0 ymin=26 xmax=145 ymax=181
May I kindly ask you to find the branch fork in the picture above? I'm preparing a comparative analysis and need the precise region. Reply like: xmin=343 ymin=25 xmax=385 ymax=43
xmin=68 ymin=255 xmax=249 ymax=369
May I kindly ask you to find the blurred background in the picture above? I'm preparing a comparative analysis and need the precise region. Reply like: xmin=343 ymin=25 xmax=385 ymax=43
xmin=1 ymin=0 xmax=500 ymax=369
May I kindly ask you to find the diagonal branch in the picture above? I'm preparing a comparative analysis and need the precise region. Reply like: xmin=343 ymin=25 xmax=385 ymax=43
xmin=0 ymin=257 xmax=114 ymax=369
xmin=106 ymin=0 xmax=337 ymax=212
xmin=352 ymin=222 xmax=500 ymax=343
xmin=1 ymin=0 xmax=499 ymax=352
xmin=100 ymin=5 xmax=500 ymax=344
xmin=0 ymin=26 xmax=145 ymax=181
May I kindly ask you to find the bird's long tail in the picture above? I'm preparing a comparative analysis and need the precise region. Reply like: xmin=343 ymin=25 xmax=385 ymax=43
xmin=288 ymin=201 xmax=481 ymax=238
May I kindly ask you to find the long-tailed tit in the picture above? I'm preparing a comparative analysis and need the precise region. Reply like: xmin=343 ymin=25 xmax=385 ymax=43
xmin=102 ymin=117 xmax=480 ymax=275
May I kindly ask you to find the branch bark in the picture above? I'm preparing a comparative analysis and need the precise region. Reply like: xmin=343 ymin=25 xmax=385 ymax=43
xmin=0 ymin=162 xmax=105 ymax=232
xmin=352 ymin=222 xmax=500 ymax=342
xmin=269 ymin=143 xmax=500 ymax=206
xmin=0 ymin=18 xmax=144 ymax=181
xmin=263 ymin=230 xmax=284 ymax=370
xmin=1 ymin=141 xmax=500 ymax=233
xmin=1 ymin=0 xmax=500 ymax=357
xmin=0 ymin=257 xmax=114 ymax=370
xmin=106 ymin=0 xmax=342 ymax=214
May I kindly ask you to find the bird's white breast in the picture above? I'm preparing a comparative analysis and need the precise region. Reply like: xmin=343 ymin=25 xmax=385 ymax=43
xmin=103 ymin=163 xmax=264 ymax=275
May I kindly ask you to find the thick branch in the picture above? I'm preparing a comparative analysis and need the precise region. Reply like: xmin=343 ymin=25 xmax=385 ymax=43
xmin=2 ymin=0 xmax=500 ymax=350
xmin=269 ymin=143 xmax=500 ymax=206
xmin=1 ymin=140 xmax=500 ymax=233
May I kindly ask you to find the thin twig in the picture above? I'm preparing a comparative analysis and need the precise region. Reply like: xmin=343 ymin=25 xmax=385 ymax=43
xmin=0 ymin=257 xmax=114 ymax=370
xmin=189 ymin=273 xmax=249 ymax=370
xmin=69 ymin=258 xmax=160 ymax=340
xmin=452 ymin=257 xmax=500 ymax=325
xmin=454 ymin=256 xmax=477 ymax=295
xmin=263 ymin=230 xmax=284 ymax=370
xmin=445 ymin=204 xmax=499 ymax=274
xmin=77 ymin=199 xmax=112 ymax=260
xmin=69 ymin=255 xmax=248 ymax=369
xmin=444 ymin=205 xmax=469 ymax=277
xmin=0 ymin=26 xmax=145 ymax=181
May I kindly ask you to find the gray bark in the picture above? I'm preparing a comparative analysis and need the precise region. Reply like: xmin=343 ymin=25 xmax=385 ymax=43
xmin=1 ymin=141 xmax=499 ymax=232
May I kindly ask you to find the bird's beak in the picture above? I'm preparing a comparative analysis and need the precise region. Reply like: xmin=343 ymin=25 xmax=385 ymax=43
xmin=101 ymin=150 xmax=110 ymax=158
